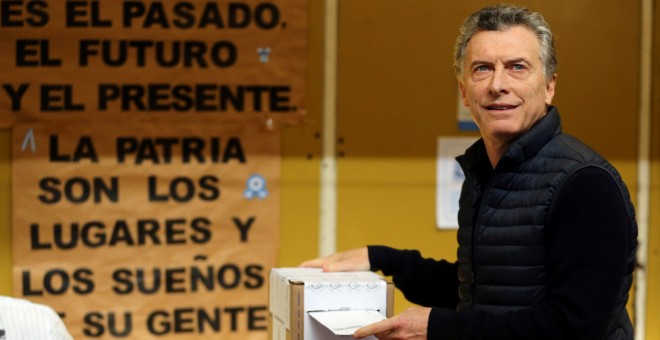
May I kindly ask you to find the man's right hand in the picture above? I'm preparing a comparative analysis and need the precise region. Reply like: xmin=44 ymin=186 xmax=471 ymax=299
xmin=299 ymin=247 xmax=370 ymax=272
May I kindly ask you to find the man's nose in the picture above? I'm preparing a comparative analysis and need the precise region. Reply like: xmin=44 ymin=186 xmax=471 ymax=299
xmin=489 ymin=67 xmax=509 ymax=95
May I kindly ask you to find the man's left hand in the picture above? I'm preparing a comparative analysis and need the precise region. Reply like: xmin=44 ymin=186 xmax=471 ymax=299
xmin=353 ymin=307 xmax=431 ymax=340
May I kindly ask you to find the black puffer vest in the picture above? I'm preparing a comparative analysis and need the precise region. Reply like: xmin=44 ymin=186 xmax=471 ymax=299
xmin=455 ymin=107 xmax=636 ymax=339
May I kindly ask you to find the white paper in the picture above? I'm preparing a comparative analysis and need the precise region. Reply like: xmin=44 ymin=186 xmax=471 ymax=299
xmin=436 ymin=137 xmax=478 ymax=229
xmin=308 ymin=310 xmax=387 ymax=336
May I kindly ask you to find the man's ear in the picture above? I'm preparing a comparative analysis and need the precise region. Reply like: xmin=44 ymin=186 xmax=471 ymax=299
xmin=545 ymin=74 xmax=557 ymax=105
xmin=459 ymin=82 xmax=469 ymax=107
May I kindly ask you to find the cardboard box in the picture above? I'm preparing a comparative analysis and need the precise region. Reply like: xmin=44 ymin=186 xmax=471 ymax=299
xmin=269 ymin=268 xmax=394 ymax=340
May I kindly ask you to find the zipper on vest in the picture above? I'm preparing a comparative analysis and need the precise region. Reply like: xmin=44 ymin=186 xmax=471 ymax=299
xmin=470 ymin=177 xmax=492 ymax=308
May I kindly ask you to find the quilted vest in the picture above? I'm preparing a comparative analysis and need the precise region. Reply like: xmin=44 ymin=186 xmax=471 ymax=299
xmin=455 ymin=107 xmax=636 ymax=339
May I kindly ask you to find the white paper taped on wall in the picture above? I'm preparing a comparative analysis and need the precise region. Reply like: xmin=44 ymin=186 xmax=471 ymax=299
xmin=308 ymin=310 xmax=387 ymax=336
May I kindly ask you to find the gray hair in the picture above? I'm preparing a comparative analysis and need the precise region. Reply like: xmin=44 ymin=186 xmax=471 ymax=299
xmin=453 ymin=4 xmax=557 ymax=81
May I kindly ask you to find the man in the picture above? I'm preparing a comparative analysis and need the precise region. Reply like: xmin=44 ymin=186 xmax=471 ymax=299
xmin=301 ymin=4 xmax=637 ymax=339
xmin=0 ymin=296 xmax=73 ymax=339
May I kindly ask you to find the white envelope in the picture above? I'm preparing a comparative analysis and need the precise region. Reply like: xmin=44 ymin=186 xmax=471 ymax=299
xmin=308 ymin=310 xmax=387 ymax=336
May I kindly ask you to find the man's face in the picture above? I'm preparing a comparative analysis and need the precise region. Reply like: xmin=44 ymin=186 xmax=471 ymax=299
xmin=460 ymin=26 xmax=557 ymax=144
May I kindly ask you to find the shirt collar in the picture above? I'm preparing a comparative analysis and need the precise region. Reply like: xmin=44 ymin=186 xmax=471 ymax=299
xmin=457 ymin=106 xmax=562 ymax=175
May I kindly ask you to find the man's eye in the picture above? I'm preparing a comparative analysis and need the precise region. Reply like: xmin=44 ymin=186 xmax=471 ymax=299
xmin=475 ymin=65 xmax=490 ymax=72
xmin=512 ymin=64 xmax=526 ymax=70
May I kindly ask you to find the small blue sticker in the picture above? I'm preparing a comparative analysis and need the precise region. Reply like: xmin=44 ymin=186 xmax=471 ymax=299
xmin=244 ymin=174 xmax=268 ymax=200
xmin=257 ymin=47 xmax=271 ymax=63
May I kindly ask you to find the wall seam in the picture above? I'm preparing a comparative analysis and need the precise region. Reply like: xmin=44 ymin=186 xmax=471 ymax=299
xmin=319 ymin=0 xmax=339 ymax=257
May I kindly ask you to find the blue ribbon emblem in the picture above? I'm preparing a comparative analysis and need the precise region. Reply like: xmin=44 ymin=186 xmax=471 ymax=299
xmin=244 ymin=174 xmax=268 ymax=200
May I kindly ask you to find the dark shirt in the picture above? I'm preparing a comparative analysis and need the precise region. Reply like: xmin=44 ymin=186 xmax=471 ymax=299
xmin=369 ymin=166 xmax=632 ymax=339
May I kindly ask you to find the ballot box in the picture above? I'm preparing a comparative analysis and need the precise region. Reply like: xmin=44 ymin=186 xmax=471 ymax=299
xmin=269 ymin=268 xmax=394 ymax=340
